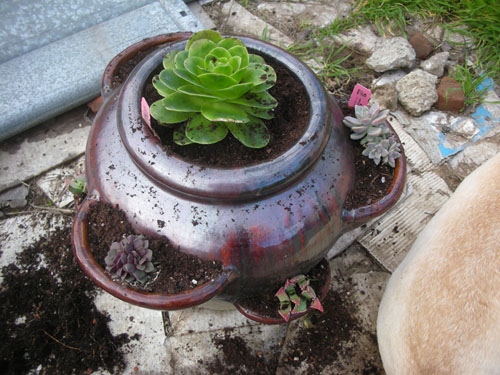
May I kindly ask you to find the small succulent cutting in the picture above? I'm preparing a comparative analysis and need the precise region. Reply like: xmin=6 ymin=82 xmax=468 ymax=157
xmin=343 ymin=103 xmax=401 ymax=168
xmin=150 ymin=30 xmax=278 ymax=148
xmin=275 ymin=275 xmax=323 ymax=322
xmin=68 ymin=174 xmax=87 ymax=195
xmin=105 ymin=235 xmax=155 ymax=284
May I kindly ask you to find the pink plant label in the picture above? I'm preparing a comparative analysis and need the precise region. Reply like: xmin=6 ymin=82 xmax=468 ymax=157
xmin=348 ymin=84 xmax=371 ymax=107
xmin=141 ymin=97 xmax=151 ymax=129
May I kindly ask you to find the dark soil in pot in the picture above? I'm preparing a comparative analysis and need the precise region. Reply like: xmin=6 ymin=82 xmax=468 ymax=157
xmin=87 ymin=201 xmax=223 ymax=294
xmin=145 ymin=61 xmax=310 ymax=168
xmin=0 ymin=221 xmax=131 ymax=375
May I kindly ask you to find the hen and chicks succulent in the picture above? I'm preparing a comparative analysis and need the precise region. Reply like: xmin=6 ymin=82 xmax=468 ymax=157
xmin=150 ymin=30 xmax=278 ymax=148
xmin=105 ymin=235 xmax=155 ymax=284
xmin=343 ymin=103 xmax=401 ymax=168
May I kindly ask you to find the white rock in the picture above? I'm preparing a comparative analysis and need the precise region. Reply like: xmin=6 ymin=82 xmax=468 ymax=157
xmin=396 ymin=69 xmax=438 ymax=116
xmin=365 ymin=37 xmax=416 ymax=72
xmin=334 ymin=25 xmax=381 ymax=56
xmin=256 ymin=1 xmax=351 ymax=29
xmin=421 ymin=51 xmax=449 ymax=77
xmin=221 ymin=1 xmax=293 ymax=47
xmin=371 ymin=70 xmax=407 ymax=89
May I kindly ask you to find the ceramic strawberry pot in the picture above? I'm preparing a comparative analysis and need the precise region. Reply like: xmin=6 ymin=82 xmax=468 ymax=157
xmin=72 ymin=33 xmax=406 ymax=323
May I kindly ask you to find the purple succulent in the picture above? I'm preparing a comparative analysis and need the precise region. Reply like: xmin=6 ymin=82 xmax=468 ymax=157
xmin=104 ymin=235 xmax=154 ymax=284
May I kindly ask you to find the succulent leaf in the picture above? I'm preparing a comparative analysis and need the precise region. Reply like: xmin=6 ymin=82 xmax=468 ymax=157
xmin=186 ymin=29 xmax=222 ymax=49
xmin=310 ymin=298 xmax=324 ymax=312
xmin=226 ymin=118 xmax=270 ymax=148
xmin=201 ymin=101 xmax=249 ymax=123
xmin=185 ymin=114 xmax=228 ymax=144
xmin=68 ymin=175 xmax=87 ymax=195
xmin=150 ymin=100 xmax=191 ymax=124
xmin=275 ymin=274 xmax=324 ymax=321
xmin=291 ymin=298 xmax=308 ymax=314
xmin=278 ymin=305 xmax=292 ymax=322
xmin=173 ymin=123 xmax=194 ymax=145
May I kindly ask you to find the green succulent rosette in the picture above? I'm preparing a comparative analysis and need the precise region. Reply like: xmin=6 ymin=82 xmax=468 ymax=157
xmin=150 ymin=30 xmax=278 ymax=148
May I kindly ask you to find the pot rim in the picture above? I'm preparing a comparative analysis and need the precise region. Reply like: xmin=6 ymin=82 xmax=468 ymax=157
xmin=116 ymin=35 xmax=332 ymax=202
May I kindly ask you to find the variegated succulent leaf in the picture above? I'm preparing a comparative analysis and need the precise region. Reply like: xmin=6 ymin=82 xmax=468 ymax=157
xmin=105 ymin=235 xmax=155 ymax=284
xmin=275 ymin=274 xmax=324 ymax=321
xmin=150 ymin=30 xmax=278 ymax=148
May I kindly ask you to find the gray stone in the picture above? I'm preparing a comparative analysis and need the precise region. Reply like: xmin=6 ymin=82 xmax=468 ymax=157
xmin=0 ymin=184 xmax=29 ymax=209
xmin=369 ymin=83 xmax=398 ymax=111
xmin=365 ymin=37 xmax=416 ymax=72
xmin=0 ymin=106 xmax=90 ymax=193
xmin=221 ymin=1 xmax=293 ymax=47
xmin=396 ymin=69 xmax=438 ymax=116
xmin=334 ymin=25 xmax=381 ymax=56
xmin=421 ymin=51 xmax=449 ymax=77
xmin=256 ymin=1 xmax=351 ymax=29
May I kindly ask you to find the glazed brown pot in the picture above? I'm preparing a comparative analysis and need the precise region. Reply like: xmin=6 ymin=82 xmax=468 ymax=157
xmin=72 ymin=33 xmax=406 ymax=323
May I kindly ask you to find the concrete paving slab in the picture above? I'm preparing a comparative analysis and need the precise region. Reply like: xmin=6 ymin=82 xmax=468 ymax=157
xmin=0 ymin=0 xmax=202 ymax=142
xmin=36 ymin=156 xmax=85 ymax=208
xmin=0 ymin=184 xmax=29 ymax=209
xmin=93 ymin=291 xmax=169 ymax=375
xmin=188 ymin=0 xmax=216 ymax=29
xmin=0 ymin=106 xmax=91 ymax=193
xmin=168 ymin=306 xmax=257 ymax=335
xmin=166 ymin=323 xmax=286 ymax=374
xmin=358 ymin=117 xmax=452 ymax=271
xmin=0 ymin=213 xmax=70 ymax=281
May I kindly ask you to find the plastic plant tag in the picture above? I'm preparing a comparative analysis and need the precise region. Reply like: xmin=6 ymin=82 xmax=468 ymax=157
xmin=141 ymin=97 xmax=151 ymax=129
xmin=348 ymin=83 xmax=371 ymax=107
